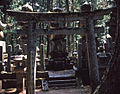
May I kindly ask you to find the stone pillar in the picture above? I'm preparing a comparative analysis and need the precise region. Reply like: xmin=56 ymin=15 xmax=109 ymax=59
xmin=77 ymin=39 xmax=83 ymax=87
xmin=16 ymin=72 xmax=24 ymax=93
xmin=0 ymin=46 xmax=3 ymax=62
xmin=67 ymin=35 xmax=71 ymax=56
xmin=40 ymin=43 xmax=45 ymax=71
xmin=46 ymin=35 xmax=49 ymax=58
xmin=0 ymin=46 xmax=3 ymax=72
xmin=7 ymin=45 xmax=12 ymax=72
xmin=77 ymin=39 xmax=82 ymax=68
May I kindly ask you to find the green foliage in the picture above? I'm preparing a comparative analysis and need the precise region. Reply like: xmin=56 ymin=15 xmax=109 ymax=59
xmin=10 ymin=0 xmax=23 ymax=10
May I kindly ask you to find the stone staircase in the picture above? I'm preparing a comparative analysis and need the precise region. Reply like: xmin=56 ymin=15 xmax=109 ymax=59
xmin=48 ymin=69 xmax=77 ymax=89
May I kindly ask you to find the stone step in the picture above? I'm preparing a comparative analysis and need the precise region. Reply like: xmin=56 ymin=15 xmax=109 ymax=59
xmin=48 ymin=69 xmax=75 ymax=78
xmin=49 ymin=76 xmax=76 ymax=80
xmin=48 ymin=77 xmax=77 ymax=89
xmin=49 ymin=85 xmax=77 ymax=90
xmin=48 ymin=79 xmax=76 ymax=84
xmin=48 ymin=82 xmax=77 ymax=88
xmin=48 ymin=69 xmax=77 ymax=89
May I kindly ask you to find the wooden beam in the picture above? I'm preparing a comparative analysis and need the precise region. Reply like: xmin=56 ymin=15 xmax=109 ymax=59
xmin=6 ymin=8 xmax=115 ymax=22
xmin=16 ymin=27 xmax=104 ymax=35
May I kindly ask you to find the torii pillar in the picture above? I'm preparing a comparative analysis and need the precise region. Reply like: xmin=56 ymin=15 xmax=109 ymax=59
xmin=86 ymin=17 xmax=100 ymax=92
xmin=26 ymin=21 xmax=37 ymax=94
xmin=81 ymin=3 xmax=100 ymax=92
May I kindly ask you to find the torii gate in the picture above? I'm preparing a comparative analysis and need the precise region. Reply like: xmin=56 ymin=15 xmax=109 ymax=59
xmin=6 ymin=8 xmax=113 ymax=94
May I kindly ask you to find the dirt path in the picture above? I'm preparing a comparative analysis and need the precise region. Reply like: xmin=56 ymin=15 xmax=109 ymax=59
xmin=19 ymin=87 xmax=90 ymax=94
xmin=37 ymin=88 xmax=90 ymax=94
